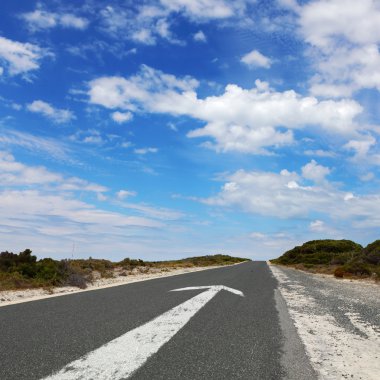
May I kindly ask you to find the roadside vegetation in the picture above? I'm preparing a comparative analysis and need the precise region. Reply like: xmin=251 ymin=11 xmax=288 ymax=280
xmin=271 ymin=239 xmax=380 ymax=281
xmin=0 ymin=250 xmax=248 ymax=291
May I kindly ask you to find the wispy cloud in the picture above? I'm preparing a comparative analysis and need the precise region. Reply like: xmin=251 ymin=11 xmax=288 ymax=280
xmin=98 ymin=0 xmax=250 ymax=46
xmin=116 ymin=190 xmax=137 ymax=200
xmin=0 ymin=128 xmax=71 ymax=162
xmin=0 ymin=151 xmax=106 ymax=192
xmin=134 ymin=147 xmax=158 ymax=155
xmin=0 ymin=151 xmax=190 ymax=258
xmin=21 ymin=9 xmax=89 ymax=31
xmin=27 ymin=100 xmax=75 ymax=124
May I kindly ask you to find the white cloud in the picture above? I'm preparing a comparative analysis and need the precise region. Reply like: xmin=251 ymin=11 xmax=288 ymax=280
xmin=0 ymin=151 xmax=106 ymax=193
xmin=60 ymin=14 xmax=89 ymax=29
xmin=160 ymin=0 xmax=247 ymax=19
xmin=0 ymin=36 xmax=47 ymax=76
xmin=155 ymin=18 xmax=183 ymax=44
xmin=0 ymin=151 xmax=172 ymax=256
xmin=304 ymin=149 xmax=336 ymax=158
xmin=167 ymin=122 xmax=178 ymax=132
xmin=88 ymin=66 xmax=363 ymax=154
xmin=132 ymin=28 xmax=156 ymax=45
xmin=27 ymin=100 xmax=75 ymax=124
xmin=344 ymin=136 xmax=380 ymax=165
xmin=22 ymin=10 xmax=57 ymax=30
xmin=288 ymin=0 xmax=380 ymax=96
xmin=134 ymin=147 xmax=158 ymax=155
xmin=344 ymin=137 xmax=375 ymax=158
xmin=118 ymin=202 xmax=184 ymax=221
xmin=121 ymin=141 xmax=133 ymax=148
xmin=88 ymin=64 xmax=199 ymax=109
xmin=0 ymin=151 xmax=195 ymax=260
xmin=117 ymin=190 xmax=137 ymax=200
xmin=100 ymin=6 xmax=160 ymax=46
xmin=193 ymin=30 xmax=207 ymax=42
xmin=301 ymin=159 xmax=331 ymax=183
xmin=0 ymin=189 xmax=161 ymax=234
xmin=241 ymin=49 xmax=272 ymax=68
xmin=278 ymin=0 xmax=301 ymax=12
xmin=360 ymin=172 xmax=374 ymax=182
xmin=0 ymin=151 xmax=60 ymax=186
xmin=299 ymin=0 xmax=380 ymax=48
xmin=345 ymin=136 xmax=380 ymax=164
xmin=99 ymin=1 xmax=249 ymax=46
xmin=97 ymin=193 xmax=107 ymax=201
xmin=309 ymin=44 xmax=380 ymax=97
xmin=111 ymin=111 xmax=133 ymax=124
xmin=83 ymin=135 xmax=103 ymax=144
xmin=201 ymin=166 xmax=380 ymax=228
xmin=309 ymin=220 xmax=325 ymax=232
xmin=250 ymin=232 xmax=266 ymax=239
xmin=69 ymin=130 xmax=104 ymax=145
xmin=21 ymin=9 xmax=89 ymax=31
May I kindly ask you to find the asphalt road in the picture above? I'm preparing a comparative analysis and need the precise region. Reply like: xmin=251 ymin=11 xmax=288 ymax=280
xmin=0 ymin=261 xmax=316 ymax=380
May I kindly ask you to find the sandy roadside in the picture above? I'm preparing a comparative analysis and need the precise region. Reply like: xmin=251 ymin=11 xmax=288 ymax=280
xmin=269 ymin=262 xmax=380 ymax=380
xmin=267 ymin=261 xmax=380 ymax=286
xmin=0 ymin=264 xmax=233 ymax=307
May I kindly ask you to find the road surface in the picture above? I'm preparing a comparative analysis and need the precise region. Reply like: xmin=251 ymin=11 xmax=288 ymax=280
xmin=0 ymin=261 xmax=316 ymax=379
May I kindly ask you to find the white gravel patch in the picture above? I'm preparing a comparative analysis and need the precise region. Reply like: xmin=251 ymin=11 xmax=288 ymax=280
xmin=0 ymin=265 xmax=228 ymax=307
xmin=270 ymin=264 xmax=380 ymax=380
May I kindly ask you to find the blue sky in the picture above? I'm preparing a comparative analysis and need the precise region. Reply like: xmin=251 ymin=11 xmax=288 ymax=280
xmin=1 ymin=0 xmax=380 ymax=261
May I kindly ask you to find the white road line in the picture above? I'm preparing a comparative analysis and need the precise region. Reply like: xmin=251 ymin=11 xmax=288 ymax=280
xmin=42 ymin=285 xmax=244 ymax=380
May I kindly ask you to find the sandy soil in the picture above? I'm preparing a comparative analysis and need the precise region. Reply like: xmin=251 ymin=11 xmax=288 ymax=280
xmin=0 ymin=265 xmax=226 ymax=307
xmin=270 ymin=263 xmax=380 ymax=380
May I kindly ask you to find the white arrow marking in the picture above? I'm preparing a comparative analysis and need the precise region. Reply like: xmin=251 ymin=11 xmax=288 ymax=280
xmin=43 ymin=285 xmax=244 ymax=380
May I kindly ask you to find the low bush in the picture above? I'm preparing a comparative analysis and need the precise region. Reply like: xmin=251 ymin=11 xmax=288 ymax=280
xmin=0 ymin=250 xmax=87 ymax=290
xmin=334 ymin=267 xmax=345 ymax=278
xmin=155 ymin=254 xmax=248 ymax=268
xmin=363 ymin=240 xmax=380 ymax=265
xmin=0 ymin=250 xmax=248 ymax=290
xmin=118 ymin=258 xmax=146 ymax=270
xmin=273 ymin=238 xmax=380 ymax=279
xmin=271 ymin=240 xmax=362 ymax=266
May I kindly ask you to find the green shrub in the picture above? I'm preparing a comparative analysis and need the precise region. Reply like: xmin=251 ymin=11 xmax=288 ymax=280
xmin=0 ymin=250 xmax=248 ymax=290
xmin=363 ymin=240 xmax=380 ymax=265
xmin=343 ymin=256 xmax=371 ymax=276
xmin=118 ymin=258 xmax=146 ymax=269
xmin=272 ymin=240 xmax=362 ymax=266
xmin=0 ymin=250 xmax=89 ymax=289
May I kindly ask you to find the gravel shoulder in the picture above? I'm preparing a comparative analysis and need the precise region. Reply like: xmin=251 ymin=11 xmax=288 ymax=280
xmin=0 ymin=265 xmax=231 ymax=307
xmin=270 ymin=263 xmax=380 ymax=380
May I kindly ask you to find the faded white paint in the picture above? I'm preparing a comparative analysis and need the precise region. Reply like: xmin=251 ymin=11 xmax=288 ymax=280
xmin=43 ymin=285 xmax=244 ymax=380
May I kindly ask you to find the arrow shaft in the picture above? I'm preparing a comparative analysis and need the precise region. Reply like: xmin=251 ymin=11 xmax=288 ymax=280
xmin=43 ymin=289 xmax=219 ymax=380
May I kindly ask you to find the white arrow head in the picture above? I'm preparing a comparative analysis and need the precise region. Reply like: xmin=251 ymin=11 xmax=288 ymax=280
xmin=44 ymin=284 xmax=244 ymax=380
xmin=171 ymin=285 xmax=244 ymax=297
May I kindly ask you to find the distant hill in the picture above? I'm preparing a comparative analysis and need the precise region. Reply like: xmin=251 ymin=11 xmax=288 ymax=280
xmin=150 ymin=254 xmax=249 ymax=267
xmin=0 ymin=251 xmax=249 ymax=291
xmin=271 ymin=239 xmax=380 ymax=280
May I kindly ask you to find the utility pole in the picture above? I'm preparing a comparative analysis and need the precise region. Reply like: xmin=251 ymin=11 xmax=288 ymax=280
xmin=71 ymin=242 xmax=75 ymax=260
